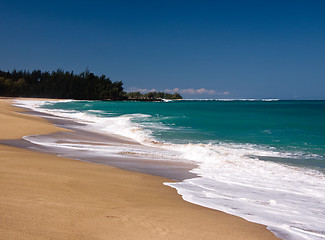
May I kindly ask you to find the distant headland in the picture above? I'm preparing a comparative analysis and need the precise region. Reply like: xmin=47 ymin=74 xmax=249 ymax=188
xmin=0 ymin=69 xmax=182 ymax=101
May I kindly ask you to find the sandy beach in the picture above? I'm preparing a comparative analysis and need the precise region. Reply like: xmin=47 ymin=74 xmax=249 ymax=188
xmin=0 ymin=98 xmax=280 ymax=240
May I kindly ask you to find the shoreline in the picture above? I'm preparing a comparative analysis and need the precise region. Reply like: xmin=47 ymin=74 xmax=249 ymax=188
xmin=0 ymin=98 xmax=280 ymax=239
xmin=3 ymin=103 xmax=198 ymax=181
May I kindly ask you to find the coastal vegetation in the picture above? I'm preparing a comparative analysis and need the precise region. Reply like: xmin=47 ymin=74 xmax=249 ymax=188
xmin=0 ymin=69 xmax=182 ymax=101
xmin=125 ymin=91 xmax=182 ymax=100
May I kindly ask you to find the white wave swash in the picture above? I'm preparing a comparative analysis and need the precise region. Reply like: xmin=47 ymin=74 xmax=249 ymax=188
xmin=14 ymin=99 xmax=184 ymax=162
xmin=163 ymin=143 xmax=325 ymax=240
xmin=14 ymin=99 xmax=156 ymax=143
xmin=14 ymin=99 xmax=325 ymax=240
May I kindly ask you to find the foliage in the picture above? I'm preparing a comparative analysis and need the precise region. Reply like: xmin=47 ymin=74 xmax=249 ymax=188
xmin=0 ymin=69 xmax=125 ymax=100
xmin=125 ymin=91 xmax=182 ymax=100
xmin=0 ymin=69 xmax=183 ymax=101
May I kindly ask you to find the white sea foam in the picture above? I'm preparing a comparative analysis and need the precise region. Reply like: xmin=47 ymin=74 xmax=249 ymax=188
xmin=14 ymin=99 xmax=325 ymax=240
xmin=86 ymin=109 xmax=107 ymax=114
xmin=23 ymin=134 xmax=183 ymax=162
xmin=163 ymin=143 xmax=325 ymax=240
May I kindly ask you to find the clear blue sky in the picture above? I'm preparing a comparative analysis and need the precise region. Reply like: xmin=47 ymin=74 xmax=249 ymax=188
xmin=1 ymin=0 xmax=324 ymax=99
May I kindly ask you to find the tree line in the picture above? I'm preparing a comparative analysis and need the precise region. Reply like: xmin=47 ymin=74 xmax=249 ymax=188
xmin=125 ymin=91 xmax=182 ymax=100
xmin=0 ymin=69 xmax=182 ymax=100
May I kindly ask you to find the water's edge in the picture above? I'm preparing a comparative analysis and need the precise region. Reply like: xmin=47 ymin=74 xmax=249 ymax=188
xmin=11 ymin=99 xmax=325 ymax=240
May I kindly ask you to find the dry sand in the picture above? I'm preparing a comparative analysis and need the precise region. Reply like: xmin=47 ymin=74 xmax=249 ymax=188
xmin=0 ymin=98 xmax=280 ymax=240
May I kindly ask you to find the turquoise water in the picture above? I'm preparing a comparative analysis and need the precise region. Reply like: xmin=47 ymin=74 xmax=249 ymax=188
xmin=44 ymin=100 xmax=325 ymax=171
xmin=17 ymin=99 xmax=325 ymax=240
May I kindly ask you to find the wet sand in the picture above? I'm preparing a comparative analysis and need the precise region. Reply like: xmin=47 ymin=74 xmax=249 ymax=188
xmin=0 ymin=98 xmax=280 ymax=240
xmin=1 ymin=104 xmax=198 ymax=181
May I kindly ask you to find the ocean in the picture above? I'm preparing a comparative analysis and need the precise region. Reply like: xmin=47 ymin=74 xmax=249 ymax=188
xmin=15 ymin=99 xmax=325 ymax=240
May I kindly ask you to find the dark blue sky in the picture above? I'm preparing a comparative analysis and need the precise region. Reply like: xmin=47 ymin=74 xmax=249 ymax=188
xmin=1 ymin=0 xmax=324 ymax=99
